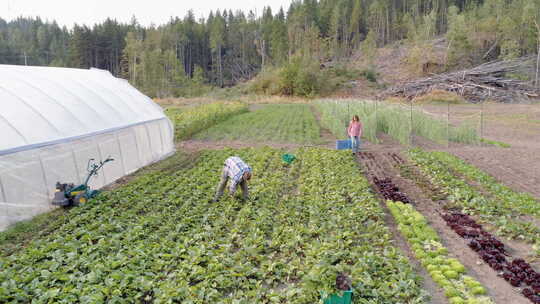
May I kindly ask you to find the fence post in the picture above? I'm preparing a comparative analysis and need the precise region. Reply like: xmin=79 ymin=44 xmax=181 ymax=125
xmin=375 ymin=100 xmax=379 ymax=143
xmin=347 ymin=102 xmax=350 ymax=122
xmin=410 ymin=100 xmax=414 ymax=146
xmin=447 ymin=101 xmax=450 ymax=148
xmin=480 ymin=96 xmax=485 ymax=146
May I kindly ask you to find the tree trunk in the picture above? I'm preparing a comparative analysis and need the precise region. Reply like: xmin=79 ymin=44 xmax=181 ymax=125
xmin=536 ymin=21 xmax=540 ymax=87
xmin=535 ymin=41 xmax=540 ymax=88
xmin=219 ymin=44 xmax=223 ymax=87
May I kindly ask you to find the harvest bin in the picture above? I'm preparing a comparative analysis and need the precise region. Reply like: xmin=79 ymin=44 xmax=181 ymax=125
xmin=336 ymin=140 xmax=352 ymax=150
xmin=323 ymin=290 xmax=353 ymax=304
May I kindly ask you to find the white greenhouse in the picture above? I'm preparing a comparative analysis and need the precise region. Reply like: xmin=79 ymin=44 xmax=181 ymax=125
xmin=0 ymin=65 xmax=175 ymax=231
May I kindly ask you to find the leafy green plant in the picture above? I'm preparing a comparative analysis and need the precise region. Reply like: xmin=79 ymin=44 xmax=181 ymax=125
xmin=166 ymin=101 xmax=248 ymax=140
xmin=387 ymin=201 xmax=494 ymax=304
xmin=426 ymin=151 xmax=539 ymax=218
xmin=195 ymin=104 xmax=322 ymax=144
xmin=480 ymin=138 xmax=511 ymax=148
xmin=0 ymin=148 xmax=428 ymax=303
xmin=408 ymin=148 xmax=540 ymax=254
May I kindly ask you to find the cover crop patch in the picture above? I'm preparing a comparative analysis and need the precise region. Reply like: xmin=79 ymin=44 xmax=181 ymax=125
xmin=194 ymin=104 xmax=322 ymax=144
xmin=166 ymin=101 xmax=248 ymax=140
xmin=315 ymin=100 xmax=479 ymax=145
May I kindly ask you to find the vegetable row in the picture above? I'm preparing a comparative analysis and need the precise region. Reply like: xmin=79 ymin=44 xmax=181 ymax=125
xmin=387 ymin=201 xmax=493 ymax=304
xmin=428 ymin=151 xmax=540 ymax=219
xmin=441 ymin=212 xmax=540 ymax=303
xmin=408 ymin=148 xmax=540 ymax=256
xmin=166 ymin=101 xmax=248 ymax=140
xmin=0 ymin=148 xmax=427 ymax=303
xmin=194 ymin=104 xmax=322 ymax=144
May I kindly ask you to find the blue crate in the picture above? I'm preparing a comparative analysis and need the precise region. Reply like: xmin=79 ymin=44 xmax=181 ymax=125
xmin=336 ymin=139 xmax=352 ymax=150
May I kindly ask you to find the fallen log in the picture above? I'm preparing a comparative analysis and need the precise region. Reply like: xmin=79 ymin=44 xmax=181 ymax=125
xmin=380 ymin=56 xmax=540 ymax=103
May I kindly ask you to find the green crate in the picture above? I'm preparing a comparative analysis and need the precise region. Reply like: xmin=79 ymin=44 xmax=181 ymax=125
xmin=323 ymin=290 xmax=353 ymax=304
xmin=281 ymin=153 xmax=296 ymax=164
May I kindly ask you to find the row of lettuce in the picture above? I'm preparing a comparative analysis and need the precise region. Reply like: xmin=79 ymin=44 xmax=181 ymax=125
xmin=388 ymin=201 xmax=493 ymax=304
xmin=0 ymin=148 xmax=429 ymax=303
xmin=407 ymin=149 xmax=540 ymax=256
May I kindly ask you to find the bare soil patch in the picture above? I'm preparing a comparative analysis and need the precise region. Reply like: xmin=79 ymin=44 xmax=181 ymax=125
xmin=414 ymin=103 xmax=540 ymax=200
xmin=442 ymin=147 xmax=540 ymax=200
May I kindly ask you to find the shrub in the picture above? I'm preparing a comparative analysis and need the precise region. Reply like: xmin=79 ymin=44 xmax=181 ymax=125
xmin=361 ymin=69 xmax=378 ymax=82
xmin=414 ymin=90 xmax=466 ymax=104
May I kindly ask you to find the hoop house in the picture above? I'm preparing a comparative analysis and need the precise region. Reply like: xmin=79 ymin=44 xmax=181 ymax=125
xmin=0 ymin=65 xmax=174 ymax=230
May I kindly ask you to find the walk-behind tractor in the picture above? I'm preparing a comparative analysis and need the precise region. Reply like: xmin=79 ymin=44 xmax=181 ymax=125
xmin=52 ymin=157 xmax=114 ymax=207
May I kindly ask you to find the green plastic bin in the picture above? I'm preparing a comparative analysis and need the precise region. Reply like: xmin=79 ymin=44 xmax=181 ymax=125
xmin=282 ymin=153 xmax=296 ymax=164
xmin=323 ymin=290 xmax=353 ymax=304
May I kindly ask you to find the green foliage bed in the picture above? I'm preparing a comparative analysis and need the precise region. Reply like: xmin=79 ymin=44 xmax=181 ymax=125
xmin=408 ymin=148 xmax=540 ymax=256
xmin=194 ymin=104 xmax=322 ymax=144
xmin=0 ymin=148 xmax=427 ymax=303
xmin=166 ymin=102 xmax=248 ymax=140
xmin=315 ymin=100 xmax=479 ymax=145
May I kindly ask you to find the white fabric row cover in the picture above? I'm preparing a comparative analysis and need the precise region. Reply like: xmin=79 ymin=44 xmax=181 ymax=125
xmin=0 ymin=119 xmax=174 ymax=231
xmin=0 ymin=65 xmax=174 ymax=231
xmin=0 ymin=65 xmax=165 ymax=154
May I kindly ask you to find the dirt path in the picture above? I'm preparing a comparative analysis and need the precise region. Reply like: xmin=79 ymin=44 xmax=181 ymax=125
xmin=309 ymin=105 xmax=337 ymax=148
xmin=357 ymin=151 xmax=532 ymax=304
xmin=177 ymin=139 xmax=308 ymax=153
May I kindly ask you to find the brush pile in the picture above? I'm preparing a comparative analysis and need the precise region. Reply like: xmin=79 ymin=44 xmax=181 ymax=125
xmin=381 ymin=56 xmax=539 ymax=103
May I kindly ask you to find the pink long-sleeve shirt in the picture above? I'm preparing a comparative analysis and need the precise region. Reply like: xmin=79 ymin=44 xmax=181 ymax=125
xmin=347 ymin=121 xmax=362 ymax=137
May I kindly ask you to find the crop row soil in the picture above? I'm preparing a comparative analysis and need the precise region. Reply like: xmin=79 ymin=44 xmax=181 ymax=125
xmin=441 ymin=212 xmax=540 ymax=303
xmin=356 ymin=150 xmax=535 ymax=303
xmin=388 ymin=201 xmax=493 ymax=304
xmin=357 ymin=155 xmax=492 ymax=303
xmin=166 ymin=101 xmax=248 ymax=140
xmin=407 ymin=148 xmax=540 ymax=257
xmin=426 ymin=151 xmax=540 ymax=219
xmin=194 ymin=104 xmax=322 ymax=144
xmin=0 ymin=148 xmax=427 ymax=303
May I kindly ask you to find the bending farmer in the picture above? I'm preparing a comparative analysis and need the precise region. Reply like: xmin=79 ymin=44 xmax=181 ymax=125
xmin=214 ymin=156 xmax=252 ymax=202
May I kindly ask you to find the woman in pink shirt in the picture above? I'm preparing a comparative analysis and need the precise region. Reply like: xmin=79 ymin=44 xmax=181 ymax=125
xmin=347 ymin=115 xmax=362 ymax=155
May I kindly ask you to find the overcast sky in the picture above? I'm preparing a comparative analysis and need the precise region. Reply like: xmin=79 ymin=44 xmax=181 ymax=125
xmin=2 ymin=0 xmax=293 ymax=27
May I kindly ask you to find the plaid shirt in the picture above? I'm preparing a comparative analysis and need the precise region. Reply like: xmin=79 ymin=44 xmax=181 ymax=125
xmin=224 ymin=156 xmax=252 ymax=193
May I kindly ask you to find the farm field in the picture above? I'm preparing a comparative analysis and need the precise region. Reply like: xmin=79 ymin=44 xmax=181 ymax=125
xmin=194 ymin=104 xmax=322 ymax=144
xmin=0 ymin=148 xmax=427 ymax=303
xmin=166 ymin=102 xmax=248 ymax=141
xmin=1 ymin=99 xmax=540 ymax=303
xmin=315 ymin=100 xmax=479 ymax=145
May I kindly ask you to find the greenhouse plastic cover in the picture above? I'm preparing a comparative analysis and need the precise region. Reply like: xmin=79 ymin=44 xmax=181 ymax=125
xmin=0 ymin=65 xmax=174 ymax=230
